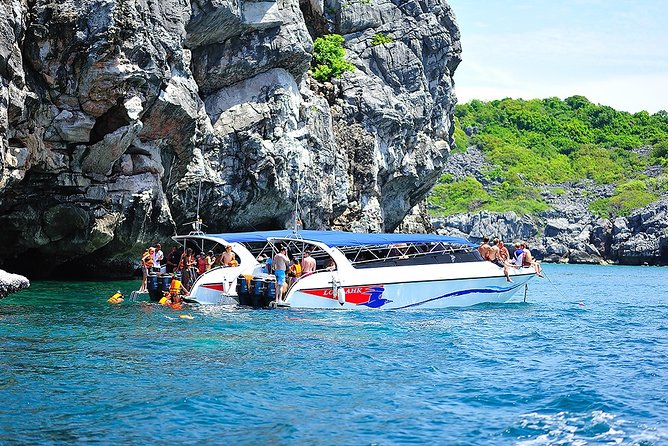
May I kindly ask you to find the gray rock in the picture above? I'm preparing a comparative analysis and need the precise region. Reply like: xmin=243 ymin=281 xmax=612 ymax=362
xmin=569 ymin=249 xmax=603 ymax=265
xmin=0 ymin=269 xmax=30 ymax=298
xmin=0 ymin=0 xmax=462 ymax=277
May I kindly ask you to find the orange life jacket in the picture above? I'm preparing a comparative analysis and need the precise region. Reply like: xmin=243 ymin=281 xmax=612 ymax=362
xmin=142 ymin=251 xmax=153 ymax=268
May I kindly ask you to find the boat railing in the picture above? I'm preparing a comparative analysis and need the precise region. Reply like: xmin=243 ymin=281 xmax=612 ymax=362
xmin=337 ymin=242 xmax=481 ymax=268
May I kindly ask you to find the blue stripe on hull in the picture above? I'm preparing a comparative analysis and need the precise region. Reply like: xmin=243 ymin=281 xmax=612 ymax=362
xmin=394 ymin=282 xmax=527 ymax=309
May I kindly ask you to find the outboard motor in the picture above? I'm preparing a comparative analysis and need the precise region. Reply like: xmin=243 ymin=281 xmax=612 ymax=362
xmin=160 ymin=275 xmax=172 ymax=295
xmin=147 ymin=274 xmax=160 ymax=302
xmin=237 ymin=275 xmax=250 ymax=306
xmin=251 ymin=277 xmax=265 ymax=308
xmin=264 ymin=279 xmax=277 ymax=307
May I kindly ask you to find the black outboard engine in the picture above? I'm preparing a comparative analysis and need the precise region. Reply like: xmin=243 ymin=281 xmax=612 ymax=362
xmin=251 ymin=277 xmax=265 ymax=308
xmin=264 ymin=279 xmax=277 ymax=307
xmin=147 ymin=274 xmax=161 ymax=302
xmin=236 ymin=276 xmax=250 ymax=306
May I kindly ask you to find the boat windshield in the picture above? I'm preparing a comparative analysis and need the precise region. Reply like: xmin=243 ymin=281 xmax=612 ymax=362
xmin=338 ymin=242 xmax=483 ymax=268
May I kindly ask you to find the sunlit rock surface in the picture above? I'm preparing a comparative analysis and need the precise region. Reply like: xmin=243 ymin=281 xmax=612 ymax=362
xmin=0 ymin=0 xmax=461 ymax=276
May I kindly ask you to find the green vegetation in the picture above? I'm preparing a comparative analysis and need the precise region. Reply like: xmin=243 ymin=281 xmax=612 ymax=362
xmin=371 ymin=33 xmax=394 ymax=46
xmin=311 ymin=34 xmax=355 ymax=82
xmin=430 ymin=175 xmax=549 ymax=216
xmin=589 ymin=180 xmax=658 ymax=219
xmin=429 ymin=96 xmax=668 ymax=217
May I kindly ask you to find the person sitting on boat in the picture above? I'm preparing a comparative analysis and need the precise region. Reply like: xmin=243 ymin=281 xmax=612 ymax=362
xmin=478 ymin=236 xmax=492 ymax=260
xmin=139 ymin=247 xmax=154 ymax=292
xmin=301 ymin=249 xmax=316 ymax=275
xmin=513 ymin=242 xmax=524 ymax=265
xmin=490 ymin=238 xmax=513 ymax=282
xmin=165 ymin=246 xmax=181 ymax=274
xmin=324 ymin=258 xmax=336 ymax=271
xmin=222 ymin=245 xmax=236 ymax=266
xmin=272 ymin=246 xmax=290 ymax=303
xmin=520 ymin=242 xmax=543 ymax=277
xmin=498 ymin=240 xmax=510 ymax=263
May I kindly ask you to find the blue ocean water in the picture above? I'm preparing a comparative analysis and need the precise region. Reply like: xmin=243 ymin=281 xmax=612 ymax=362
xmin=1 ymin=264 xmax=667 ymax=445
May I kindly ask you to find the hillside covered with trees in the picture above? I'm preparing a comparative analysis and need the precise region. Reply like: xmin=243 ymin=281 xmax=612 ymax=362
xmin=429 ymin=96 xmax=668 ymax=219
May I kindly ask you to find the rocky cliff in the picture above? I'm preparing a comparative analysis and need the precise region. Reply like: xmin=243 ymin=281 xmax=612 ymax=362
xmin=433 ymin=147 xmax=668 ymax=265
xmin=0 ymin=0 xmax=461 ymax=277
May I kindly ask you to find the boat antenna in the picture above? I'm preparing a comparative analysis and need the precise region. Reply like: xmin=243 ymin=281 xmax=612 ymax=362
xmin=195 ymin=178 xmax=202 ymax=229
xmin=185 ymin=178 xmax=204 ymax=235
xmin=293 ymin=177 xmax=303 ymax=235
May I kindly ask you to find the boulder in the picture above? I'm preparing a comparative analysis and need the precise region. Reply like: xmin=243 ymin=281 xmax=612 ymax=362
xmin=0 ymin=269 xmax=30 ymax=298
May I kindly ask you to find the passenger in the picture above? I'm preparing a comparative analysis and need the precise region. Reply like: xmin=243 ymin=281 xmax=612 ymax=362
xmin=213 ymin=252 xmax=223 ymax=268
xmin=256 ymin=254 xmax=268 ymax=273
xmin=521 ymin=242 xmax=544 ymax=277
xmin=324 ymin=258 xmax=336 ymax=271
xmin=197 ymin=253 xmax=207 ymax=275
xmin=139 ymin=247 xmax=154 ymax=292
xmin=513 ymin=242 xmax=524 ymax=265
xmin=165 ymin=246 xmax=181 ymax=274
xmin=288 ymin=257 xmax=302 ymax=287
xmin=272 ymin=246 xmax=290 ymax=303
xmin=478 ymin=236 xmax=492 ymax=260
xmin=179 ymin=248 xmax=196 ymax=292
xmin=301 ymin=249 xmax=316 ymax=275
xmin=265 ymin=255 xmax=273 ymax=274
xmin=489 ymin=238 xmax=513 ymax=282
xmin=152 ymin=243 xmax=164 ymax=273
xmin=205 ymin=250 xmax=214 ymax=271
xmin=498 ymin=240 xmax=510 ymax=263
xmin=222 ymin=245 xmax=235 ymax=266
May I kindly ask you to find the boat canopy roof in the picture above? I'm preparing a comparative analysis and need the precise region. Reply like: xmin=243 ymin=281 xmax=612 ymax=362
xmin=202 ymin=230 xmax=475 ymax=248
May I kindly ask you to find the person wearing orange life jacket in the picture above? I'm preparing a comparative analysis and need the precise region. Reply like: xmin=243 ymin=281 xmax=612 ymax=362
xmin=160 ymin=275 xmax=186 ymax=308
xmin=139 ymin=247 xmax=155 ymax=292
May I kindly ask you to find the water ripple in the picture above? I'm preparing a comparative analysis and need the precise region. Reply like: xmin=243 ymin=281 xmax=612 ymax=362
xmin=1 ymin=266 xmax=668 ymax=444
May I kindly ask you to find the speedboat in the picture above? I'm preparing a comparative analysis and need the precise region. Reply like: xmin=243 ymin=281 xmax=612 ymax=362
xmin=172 ymin=229 xmax=538 ymax=309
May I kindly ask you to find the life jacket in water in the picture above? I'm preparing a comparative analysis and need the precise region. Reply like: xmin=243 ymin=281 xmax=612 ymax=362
xmin=107 ymin=291 xmax=124 ymax=304
xmin=169 ymin=278 xmax=182 ymax=295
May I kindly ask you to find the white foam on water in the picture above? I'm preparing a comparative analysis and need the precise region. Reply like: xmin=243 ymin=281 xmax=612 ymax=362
xmin=516 ymin=410 xmax=630 ymax=445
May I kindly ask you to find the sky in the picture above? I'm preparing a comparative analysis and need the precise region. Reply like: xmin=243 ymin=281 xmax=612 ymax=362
xmin=447 ymin=0 xmax=668 ymax=113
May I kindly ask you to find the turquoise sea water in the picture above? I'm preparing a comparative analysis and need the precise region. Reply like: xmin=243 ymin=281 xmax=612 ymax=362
xmin=1 ymin=264 xmax=667 ymax=445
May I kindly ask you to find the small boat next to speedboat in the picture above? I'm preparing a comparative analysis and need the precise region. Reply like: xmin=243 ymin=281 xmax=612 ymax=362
xmin=172 ymin=229 xmax=538 ymax=309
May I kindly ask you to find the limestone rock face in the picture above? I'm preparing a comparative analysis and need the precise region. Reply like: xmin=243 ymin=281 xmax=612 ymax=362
xmin=0 ymin=0 xmax=461 ymax=276
xmin=432 ymin=189 xmax=668 ymax=266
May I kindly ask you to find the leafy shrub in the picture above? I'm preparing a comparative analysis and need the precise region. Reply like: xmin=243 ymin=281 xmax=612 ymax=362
xmin=651 ymin=141 xmax=668 ymax=166
xmin=311 ymin=34 xmax=355 ymax=82
xmin=589 ymin=180 xmax=658 ymax=218
xmin=371 ymin=33 xmax=394 ymax=46
xmin=432 ymin=97 xmax=668 ymax=217
xmin=429 ymin=177 xmax=490 ymax=215
xmin=452 ymin=118 xmax=470 ymax=153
